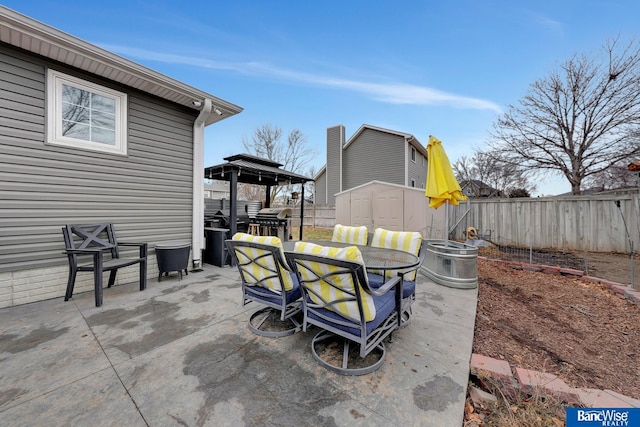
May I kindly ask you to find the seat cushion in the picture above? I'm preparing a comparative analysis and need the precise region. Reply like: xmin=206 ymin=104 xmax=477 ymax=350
xmin=332 ymin=224 xmax=368 ymax=245
xmin=307 ymin=288 xmax=396 ymax=337
xmin=293 ymin=241 xmax=375 ymax=322
xmin=370 ymin=228 xmax=422 ymax=281
xmin=367 ymin=273 xmax=415 ymax=299
xmin=246 ymin=272 xmax=302 ymax=305
xmin=231 ymin=233 xmax=294 ymax=293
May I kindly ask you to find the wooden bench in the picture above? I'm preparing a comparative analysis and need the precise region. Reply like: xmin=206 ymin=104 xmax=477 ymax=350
xmin=62 ymin=223 xmax=148 ymax=307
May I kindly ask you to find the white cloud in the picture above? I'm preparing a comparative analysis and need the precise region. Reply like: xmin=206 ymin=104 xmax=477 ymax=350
xmin=102 ymin=44 xmax=502 ymax=113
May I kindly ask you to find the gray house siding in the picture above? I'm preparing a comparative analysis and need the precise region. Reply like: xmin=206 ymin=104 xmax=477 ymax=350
xmin=314 ymin=170 xmax=327 ymax=205
xmin=325 ymin=125 xmax=343 ymax=205
xmin=0 ymin=43 xmax=197 ymax=276
xmin=407 ymin=142 xmax=427 ymax=188
xmin=343 ymin=128 xmax=405 ymax=190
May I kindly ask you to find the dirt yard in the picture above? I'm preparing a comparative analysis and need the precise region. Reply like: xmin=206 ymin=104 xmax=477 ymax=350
xmin=473 ymin=256 xmax=640 ymax=400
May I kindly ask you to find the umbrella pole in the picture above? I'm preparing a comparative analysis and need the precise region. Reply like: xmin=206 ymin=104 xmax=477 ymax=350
xmin=445 ymin=200 xmax=449 ymax=246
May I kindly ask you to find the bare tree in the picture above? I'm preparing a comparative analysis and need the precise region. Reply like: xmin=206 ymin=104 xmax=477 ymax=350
xmin=582 ymin=161 xmax=638 ymax=191
xmin=303 ymin=165 xmax=317 ymax=202
xmin=453 ymin=150 xmax=535 ymax=196
xmin=237 ymin=182 xmax=266 ymax=201
xmin=489 ymin=38 xmax=640 ymax=195
xmin=242 ymin=124 xmax=316 ymax=204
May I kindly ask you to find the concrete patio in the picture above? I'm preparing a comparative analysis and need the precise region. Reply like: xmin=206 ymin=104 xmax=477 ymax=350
xmin=0 ymin=263 xmax=477 ymax=426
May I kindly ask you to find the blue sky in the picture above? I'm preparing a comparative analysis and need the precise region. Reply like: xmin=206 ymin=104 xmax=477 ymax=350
xmin=6 ymin=1 xmax=640 ymax=195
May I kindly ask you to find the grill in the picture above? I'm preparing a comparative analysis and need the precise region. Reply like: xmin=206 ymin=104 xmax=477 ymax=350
xmin=206 ymin=209 xmax=250 ymax=232
xmin=254 ymin=207 xmax=293 ymax=241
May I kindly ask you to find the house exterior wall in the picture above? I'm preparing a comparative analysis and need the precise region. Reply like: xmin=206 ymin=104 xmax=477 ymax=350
xmin=0 ymin=43 xmax=198 ymax=307
xmin=407 ymin=143 xmax=427 ymax=189
xmin=343 ymin=128 xmax=405 ymax=190
xmin=325 ymin=125 xmax=344 ymax=205
xmin=314 ymin=170 xmax=327 ymax=205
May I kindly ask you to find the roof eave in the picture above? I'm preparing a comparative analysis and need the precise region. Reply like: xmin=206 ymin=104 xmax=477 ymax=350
xmin=0 ymin=5 xmax=242 ymax=125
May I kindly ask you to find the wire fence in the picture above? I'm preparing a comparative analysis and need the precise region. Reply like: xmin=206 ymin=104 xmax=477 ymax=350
xmin=472 ymin=236 xmax=639 ymax=290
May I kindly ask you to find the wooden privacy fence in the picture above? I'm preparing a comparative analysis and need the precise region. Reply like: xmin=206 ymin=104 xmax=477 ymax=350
xmin=291 ymin=204 xmax=336 ymax=229
xmin=448 ymin=191 xmax=640 ymax=253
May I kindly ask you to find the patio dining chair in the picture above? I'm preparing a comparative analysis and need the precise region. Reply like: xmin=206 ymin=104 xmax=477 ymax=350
xmin=331 ymin=224 xmax=369 ymax=246
xmin=62 ymin=223 xmax=148 ymax=307
xmin=286 ymin=242 xmax=403 ymax=375
xmin=225 ymin=233 xmax=302 ymax=337
xmin=367 ymin=228 xmax=425 ymax=326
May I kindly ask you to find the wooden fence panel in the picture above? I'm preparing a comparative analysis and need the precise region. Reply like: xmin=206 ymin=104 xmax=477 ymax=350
xmin=449 ymin=191 xmax=639 ymax=252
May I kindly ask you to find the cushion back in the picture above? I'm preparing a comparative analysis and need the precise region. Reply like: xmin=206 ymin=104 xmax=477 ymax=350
xmin=231 ymin=233 xmax=294 ymax=293
xmin=370 ymin=228 xmax=422 ymax=281
xmin=293 ymin=242 xmax=375 ymax=322
xmin=331 ymin=224 xmax=368 ymax=245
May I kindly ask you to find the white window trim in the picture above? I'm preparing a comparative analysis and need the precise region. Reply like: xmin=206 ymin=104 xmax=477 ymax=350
xmin=46 ymin=69 xmax=128 ymax=155
xmin=411 ymin=146 xmax=416 ymax=163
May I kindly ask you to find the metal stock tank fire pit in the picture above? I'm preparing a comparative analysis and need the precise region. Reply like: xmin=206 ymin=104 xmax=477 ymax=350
xmin=420 ymin=240 xmax=477 ymax=289
xmin=155 ymin=240 xmax=191 ymax=281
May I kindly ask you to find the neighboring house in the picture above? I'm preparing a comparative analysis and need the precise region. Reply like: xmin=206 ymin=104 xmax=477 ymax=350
xmin=204 ymin=181 xmax=230 ymax=199
xmin=314 ymin=124 xmax=428 ymax=205
xmin=460 ymin=180 xmax=503 ymax=198
xmin=0 ymin=6 xmax=242 ymax=308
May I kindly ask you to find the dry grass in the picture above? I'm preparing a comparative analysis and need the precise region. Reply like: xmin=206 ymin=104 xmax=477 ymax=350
xmin=291 ymin=226 xmax=333 ymax=241
xmin=465 ymin=376 xmax=570 ymax=427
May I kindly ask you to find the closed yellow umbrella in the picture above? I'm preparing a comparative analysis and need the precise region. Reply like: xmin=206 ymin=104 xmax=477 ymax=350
xmin=425 ymin=135 xmax=466 ymax=208
xmin=425 ymin=135 xmax=466 ymax=241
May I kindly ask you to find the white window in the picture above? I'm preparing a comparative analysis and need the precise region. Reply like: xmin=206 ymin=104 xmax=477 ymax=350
xmin=411 ymin=179 xmax=416 ymax=187
xmin=411 ymin=146 xmax=416 ymax=162
xmin=47 ymin=69 xmax=127 ymax=155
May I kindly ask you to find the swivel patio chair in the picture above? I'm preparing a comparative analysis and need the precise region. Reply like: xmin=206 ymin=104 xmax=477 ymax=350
xmin=62 ymin=223 xmax=148 ymax=307
xmin=226 ymin=233 xmax=302 ymax=337
xmin=331 ymin=224 xmax=369 ymax=246
xmin=286 ymin=242 xmax=403 ymax=375
xmin=367 ymin=228 xmax=425 ymax=326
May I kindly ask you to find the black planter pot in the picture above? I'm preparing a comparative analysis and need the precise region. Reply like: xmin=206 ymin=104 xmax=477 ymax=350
xmin=155 ymin=241 xmax=191 ymax=281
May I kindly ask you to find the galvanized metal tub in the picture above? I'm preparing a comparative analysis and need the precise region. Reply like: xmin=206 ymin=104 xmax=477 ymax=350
xmin=419 ymin=240 xmax=478 ymax=289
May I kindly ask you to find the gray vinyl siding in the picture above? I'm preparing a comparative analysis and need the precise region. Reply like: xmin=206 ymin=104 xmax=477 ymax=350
xmin=343 ymin=128 xmax=405 ymax=190
xmin=314 ymin=171 xmax=327 ymax=205
xmin=0 ymin=43 xmax=198 ymax=273
xmin=326 ymin=125 xmax=343 ymax=204
xmin=407 ymin=143 xmax=427 ymax=189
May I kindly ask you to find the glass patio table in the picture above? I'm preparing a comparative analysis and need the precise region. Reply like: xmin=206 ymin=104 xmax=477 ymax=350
xmin=283 ymin=240 xmax=420 ymax=274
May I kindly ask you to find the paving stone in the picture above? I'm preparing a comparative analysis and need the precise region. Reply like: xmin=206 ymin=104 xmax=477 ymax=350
xmin=469 ymin=386 xmax=497 ymax=405
xmin=470 ymin=354 xmax=513 ymax=380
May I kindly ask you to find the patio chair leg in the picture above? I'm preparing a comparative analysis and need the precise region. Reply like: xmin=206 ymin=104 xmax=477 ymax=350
xmin=140 ymin=259 xmax=147 ymax=291
xmin=107 ymin=270 xmax=117 ymax=288
xmin=311 ymin=330 xmax=386 ymax=375
xmin=64 ymin=268 xmax=77 ymax=301
xmin=93 ymin=252 xmax=104 ymax=307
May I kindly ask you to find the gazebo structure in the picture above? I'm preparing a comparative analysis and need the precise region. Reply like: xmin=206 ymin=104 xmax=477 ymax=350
xmin=204 ymin=153 xmax=314 ymax=239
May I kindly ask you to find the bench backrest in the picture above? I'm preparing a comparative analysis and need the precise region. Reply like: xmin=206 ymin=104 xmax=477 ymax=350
xmin=62 ymin=223 xmax=121 ymax=259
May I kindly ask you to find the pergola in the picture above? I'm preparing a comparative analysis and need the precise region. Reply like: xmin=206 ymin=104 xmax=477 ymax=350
xmin=204 ymin=153 xmax=314 ymax=239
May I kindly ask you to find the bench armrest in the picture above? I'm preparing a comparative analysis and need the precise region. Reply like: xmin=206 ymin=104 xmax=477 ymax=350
xmin=118 ymin=242 xmax=148 ymax=258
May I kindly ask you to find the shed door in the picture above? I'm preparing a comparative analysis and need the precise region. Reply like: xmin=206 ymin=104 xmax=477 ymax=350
xmin=373 ymin=189 xmax=403 ymax=230
xmin=350 ymin=192 xmax=372 ymax=228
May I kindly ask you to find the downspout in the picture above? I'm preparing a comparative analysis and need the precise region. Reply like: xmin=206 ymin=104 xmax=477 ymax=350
xmin=192 ymin=98 xmax=212 ymax=269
